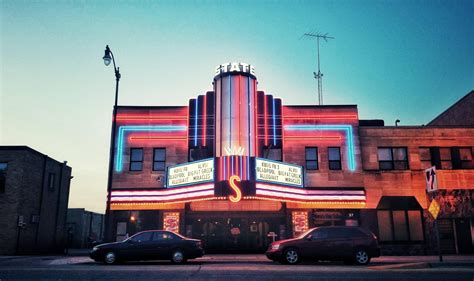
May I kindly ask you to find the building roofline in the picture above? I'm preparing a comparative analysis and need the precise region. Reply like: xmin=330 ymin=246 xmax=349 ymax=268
xmin=0 ymin=145 xmax=71 ymax=167
xmin=427 ymin=90 xmax=474 ymax=125
xmin=116 ymin=105 xmax=187 ymax=109
xmin=283 ymin=104 xmax=358 ymax=108
xmin=360 ymin=125 xmax=474 ymax=129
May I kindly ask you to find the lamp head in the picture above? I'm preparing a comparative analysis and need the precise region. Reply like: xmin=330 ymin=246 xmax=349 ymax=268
xmin=103 ymin=45 xmax=112 ymax=66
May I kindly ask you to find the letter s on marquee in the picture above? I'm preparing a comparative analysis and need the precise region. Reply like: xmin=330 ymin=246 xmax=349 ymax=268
xmin=229 ymin=175 xmax=242 ymax=203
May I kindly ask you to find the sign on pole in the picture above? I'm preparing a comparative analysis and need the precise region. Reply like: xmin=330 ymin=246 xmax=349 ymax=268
xmin=425 ymin=166 xmax=438 ymax=193
xmin=428 ymin=199 xmax=441 ymax=220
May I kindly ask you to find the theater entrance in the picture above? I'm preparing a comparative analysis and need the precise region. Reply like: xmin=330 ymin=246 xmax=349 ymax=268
xmin=185 ymin=213 xmax=286 ymax=253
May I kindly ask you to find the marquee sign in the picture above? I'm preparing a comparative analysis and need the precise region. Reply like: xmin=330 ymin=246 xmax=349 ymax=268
xmin=167 ymin=158 xmax=214 ymax=188
xmin=255 ymin=158 xmax=303 ymax=187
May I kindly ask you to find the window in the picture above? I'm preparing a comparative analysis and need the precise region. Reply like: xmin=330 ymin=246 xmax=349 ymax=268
xmin=305 ymin=147 xmax=318 ymax=170
xmin=378 ymin=147 xmax=408 ymax=170
xmin=452 ymin=147 xmax=474 ymax=169
xmin=0 ymin=163 xmax=7 ymax=193
xmin=189 ymin=147 xmax=211 ymax=161
xmin=267 ymin=148 xmax=282 ymax=161
xmin=152 ymin=231 xmax=174 ymax=241
xmin=328 ymin=147 xmax=342 ymax=170
xmin=311 ymin=228 xmax=329 ymax=240
xmin=129 ymin=148 xmax=143 ymax=171
xmin=262 ymin=146 xmax=282 ymax=161
xmin=153 ymin=148 xmax=166 ymax=171
xmin=48 ymin=173 xmax=55 ymax=191
xmin=419 ymin=147 xmax=473 ymax=170
xmin=130 ymin=231 xmax=152 ymax=243
xmin=376 ymin=210 xmax=424 ymax=242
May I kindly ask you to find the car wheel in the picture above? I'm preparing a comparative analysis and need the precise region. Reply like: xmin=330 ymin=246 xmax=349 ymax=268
xmin=354 ymin=249 xmax=370 ymax=265
xmin=104 ymin=252 xmax=117 ymax=265
xmin=171 ymin=250 xmax=186 ymax=264
xmin=283 ymin=248 xmax=299 ymax=264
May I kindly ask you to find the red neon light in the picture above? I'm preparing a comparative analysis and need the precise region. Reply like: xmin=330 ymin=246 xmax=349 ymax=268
xmin=229 ymin=175 xmax=242 ymax=203
xmin=129 ymin=137 xmax=187 ymax=141
xmin=264 ymin=95 xmax=268 ymax=146
xmin=203 ymin=94 xmax=207 ymax=146
xmin=254 ymin=81 xmax=258 ymax=157
xmin=284 ymin=136 xmax=342 ymax=141
xmin=284 ymin=115 xmax=358 ymax=120
xmin=116 ymin=115 xmax=188 ymax=121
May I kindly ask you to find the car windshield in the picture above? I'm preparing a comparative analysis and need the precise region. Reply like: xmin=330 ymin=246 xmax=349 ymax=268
xmin=296 ymin=228 xmax=315 ymax=239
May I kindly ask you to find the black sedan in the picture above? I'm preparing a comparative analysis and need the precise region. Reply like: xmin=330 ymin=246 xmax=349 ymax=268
xmin=90 ymin=230 xmax=204 ymax=264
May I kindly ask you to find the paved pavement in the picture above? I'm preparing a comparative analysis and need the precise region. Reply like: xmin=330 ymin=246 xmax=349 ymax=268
xmin=0 ymin=253 xmax=473 ymax=280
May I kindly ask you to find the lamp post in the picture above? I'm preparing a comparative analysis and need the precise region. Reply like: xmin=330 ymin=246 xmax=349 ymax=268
xmin=102 ymin=45 xmax=121 ymax=241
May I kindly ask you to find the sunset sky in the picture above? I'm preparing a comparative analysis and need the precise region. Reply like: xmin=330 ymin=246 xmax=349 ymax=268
xmin=1 ymin=1 xmax=472 ymax=213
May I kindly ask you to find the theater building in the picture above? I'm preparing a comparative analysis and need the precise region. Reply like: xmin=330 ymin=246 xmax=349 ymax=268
xmin=105 ymin=63 xmax=473 ymax=254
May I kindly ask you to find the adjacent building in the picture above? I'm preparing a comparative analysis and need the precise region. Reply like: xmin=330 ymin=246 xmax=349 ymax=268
xmin=104 ymin=63 xmax=473 ymax=254
xmin=67 ymin=208 xmax=104 ymax=249
xmin=0 ymin=146 xmax=72 ymax=255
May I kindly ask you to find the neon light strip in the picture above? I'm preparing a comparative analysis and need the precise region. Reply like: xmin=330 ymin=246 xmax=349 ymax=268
xmin=116 ymin=125 xmax=187 ymax=172
xmin=203 ymin=94 xmax=207 ymax=146
xmin=273 ymin=98 xmax=276 ymax=146
xmin=284 ymin=115 xmax=358 ymax=120
xmin=116 ymin=116 xmax=188 ymax=120
xmin=256 ymin=183 xmax=365 ymax=196
xmin=129 ymin=137 xmax=187 ymax=141
xmin=112 ymin=184 xmax=213 ymax=196
xmin=264 ymin=95 xmax=268 ymax=146
xmin=256 ymin=189 xmax=366 ymax=201
xmin=111 ymin=197 xmax=226 ymax=208
xmin=284 ymin=136 xmax=342 ymax=140
xmin=243 ymin=196 xmax=366 ymax=205
xmin=284 ymin=125 xmax=356 ymax=171
xmin=194 ymin=99 xmax=198 ymax=147
xmin=111 ymin=190 xmax=215 ymax=202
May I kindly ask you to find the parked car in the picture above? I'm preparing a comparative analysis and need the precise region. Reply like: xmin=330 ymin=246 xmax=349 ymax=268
xmin=266 ymin=226 xmax=380 ymax=265
xmin=90 ymin=230 xmax=204 ymax=264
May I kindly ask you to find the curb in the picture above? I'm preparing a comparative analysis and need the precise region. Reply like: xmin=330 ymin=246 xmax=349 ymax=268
xmin=368 ymin=262 xmax=431 ymax=270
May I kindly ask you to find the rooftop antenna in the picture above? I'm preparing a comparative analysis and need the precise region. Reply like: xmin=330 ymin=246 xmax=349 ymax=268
xmin=303 ymin=32 xmax=334 ymax=105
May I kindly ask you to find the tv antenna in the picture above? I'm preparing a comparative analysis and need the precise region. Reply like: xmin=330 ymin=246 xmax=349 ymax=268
xmin=303 ymin=32 xmax=334 ymax=105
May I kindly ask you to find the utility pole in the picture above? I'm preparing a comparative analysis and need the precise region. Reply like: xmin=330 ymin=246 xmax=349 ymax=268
xmin=303 ymin=32 xmax=334 ymax=105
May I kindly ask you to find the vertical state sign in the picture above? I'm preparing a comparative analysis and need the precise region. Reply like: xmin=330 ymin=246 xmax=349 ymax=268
xmin=255 ymin=158 xmax=303 ymax=187
xmin=167 ymin=159 xmax=214 ymax=187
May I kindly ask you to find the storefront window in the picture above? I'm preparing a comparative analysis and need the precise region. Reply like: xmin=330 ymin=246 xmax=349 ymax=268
xmin=408 ymin=211 xmax=424 ymax=241
xmin=377 ymin=211 xmax=393 ymax=241
xmin=392 ymin=211 xmax=409 ymax=241
xmin=377 ymin=209 xmax=424 ymax=242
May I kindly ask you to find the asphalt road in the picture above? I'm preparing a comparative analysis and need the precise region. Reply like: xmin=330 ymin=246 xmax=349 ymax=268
xmin=1 ymin=259 xmax=473 ymax=281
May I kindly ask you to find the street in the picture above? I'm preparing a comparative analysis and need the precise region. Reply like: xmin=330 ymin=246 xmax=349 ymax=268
xmin=0 ymin=255 xmax=473 ymax=281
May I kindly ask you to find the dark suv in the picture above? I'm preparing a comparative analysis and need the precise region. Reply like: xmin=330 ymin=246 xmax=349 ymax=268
xmin=266 ymin=226 xmax=380 ymax=265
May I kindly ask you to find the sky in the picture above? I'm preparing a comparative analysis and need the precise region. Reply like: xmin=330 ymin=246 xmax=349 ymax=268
xmin=1 ymin=0 xmax=473 ymax=213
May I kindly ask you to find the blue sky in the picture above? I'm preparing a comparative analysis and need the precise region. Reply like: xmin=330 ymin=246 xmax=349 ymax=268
xmin=1 ymin=1 xmax=473 ymax=212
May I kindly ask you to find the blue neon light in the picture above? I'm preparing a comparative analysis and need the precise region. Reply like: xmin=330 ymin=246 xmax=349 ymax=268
xmin=284 ymin=125 xmax=356 ymax=171
xmin=115 ymin=125 xmax=187 ymax=172
xmin=194 ymin=99 xmax=198 ymax=147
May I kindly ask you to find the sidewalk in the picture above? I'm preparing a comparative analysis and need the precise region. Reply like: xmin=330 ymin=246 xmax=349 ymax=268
xmin=2 ymin=253 xmax=474 ymax=267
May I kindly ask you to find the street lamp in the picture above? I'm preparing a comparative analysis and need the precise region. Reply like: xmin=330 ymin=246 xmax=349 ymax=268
xmin=102 ymin=45 xmax=121 ymax=241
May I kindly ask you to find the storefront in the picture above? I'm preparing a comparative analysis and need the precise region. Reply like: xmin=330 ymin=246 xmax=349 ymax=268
xmin=105 ymin=63 xmax=473 ymax=254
